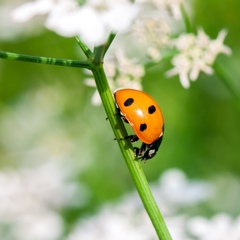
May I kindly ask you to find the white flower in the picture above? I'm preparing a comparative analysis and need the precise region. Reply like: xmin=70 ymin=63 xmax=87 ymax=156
xmin=166 ymin=54 xmax=193 ymax=88
xmin=151 ymin=168 xmax=213 ymax=214
xmin=66 ymin=169 xmax=214 ymax=240
xmin=138 ymin=0 xmax=183 ymax=20
xmin=155 ymin=0 xmax=183 ymax=20
xmin=132 ymin=17 xmax=171 ymax=61
xmin=188 ymin=213 xmax=240 ymax=240
xmin=11 ymin=0 xmax=55 ymax=22
xmin=206 ymin=29 xmax=232 ymax=62
xmin=0 ymin=162 xmax=83 ymax=240
xmin=85 ymin=49 xmax=144 ymax=105
xmin=11 ymin=0 xmax=139 ymax=46
xmin=166 ymin=28 xmax=232 ymax=88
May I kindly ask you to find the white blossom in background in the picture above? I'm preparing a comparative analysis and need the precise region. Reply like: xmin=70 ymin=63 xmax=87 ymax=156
xmin=0 ymin=3 xmax=37 ymax=40
xmin=151 ymin=168 xmax=213 ymax=214
xmin=0 ymin=84 xmax=94 ymax=240
xmin=0 ymin=162 xmax=87 ymax=240
xmin=85 ymin=49 xmax=144 ymax=105
xmin=167 ymin=29 xmax=232 ymax=88
xmin=187 ymin=213 xmax=240 ymax=240
xmin=66 ymin=169 xmax=240 ymax=240
xmin=9 ymin=0 xmax=232 ymax=92
xmin=130 ymin=0 xmax=176 ymax=62
xmin=137 ymin=0 xmax=183 ymax=20
xmin=154 ymin=0 xmax=183 ymax=20
xmin=11 ymin=0 xmax=139 ymax=46
xmin=67 ymin=169 xmax=214 ymax=240
xmin=132 ymin=17 xmax=171 ymax=61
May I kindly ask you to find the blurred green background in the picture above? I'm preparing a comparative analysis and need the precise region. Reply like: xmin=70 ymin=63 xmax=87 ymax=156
xmin=0 ymin=0 xmax=240 ymax=228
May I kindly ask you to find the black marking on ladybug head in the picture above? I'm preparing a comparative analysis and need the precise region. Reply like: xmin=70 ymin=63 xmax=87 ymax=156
xmin=124 ymin=98 xmax=134 ymax=107
xmin=148 ymin=105 xmax=156 ymax=114
xmin=140 ymin=123 xmax=147 ymax=132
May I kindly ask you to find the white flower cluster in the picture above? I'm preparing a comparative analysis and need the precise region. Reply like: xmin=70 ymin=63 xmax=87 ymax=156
xmin=11 ymin=0 xmax=139 ymax=46
xmin=66 ymin=169 xmax=240 ymax=240
xmin=68 ymin=169 xmax=233 ymax=240
xmin=9 ymin=0 xmax=232 ymax=95
xmin=137 ymin=0 xmax=183 ymax=20
xmin=0 ymin=162 xmax=82 ymax=240
xmin=167 ymin=28 xmax=232 ymax=88
xmin=188 ymin=213 xmax=240 ymax=240
xmin=0 ymin=84 xmax=93 ymax=240
xmin=132 ymin=17 xmax=171 ymax=61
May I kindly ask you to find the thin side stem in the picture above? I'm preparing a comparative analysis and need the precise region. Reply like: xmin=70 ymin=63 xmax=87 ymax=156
xmin=180 ymin=4 xmax=192 ymax=33
xmin=75 ymin=36 xmax=94 ymax=59
xmin=93 ymin=45 xmax=105 ymax=66
xmin=103 ymin=32 xmax=117 ymax=57
xmin=0 ymin=51 xmax=90 ymax=69
xmin=214 ymin=60 xmax=240 ymax=109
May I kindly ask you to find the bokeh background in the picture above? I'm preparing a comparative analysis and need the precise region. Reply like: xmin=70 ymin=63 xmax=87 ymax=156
xmin=0 ymin=0 xmax=240 ymax=239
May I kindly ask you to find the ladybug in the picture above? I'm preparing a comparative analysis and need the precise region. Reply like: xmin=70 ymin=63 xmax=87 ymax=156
xmin=114 ymin=88 xmax=164 ymax=161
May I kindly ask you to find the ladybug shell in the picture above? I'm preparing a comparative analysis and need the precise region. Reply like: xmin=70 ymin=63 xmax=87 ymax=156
xmin=114 ymin=89 xmax=164 ymax=145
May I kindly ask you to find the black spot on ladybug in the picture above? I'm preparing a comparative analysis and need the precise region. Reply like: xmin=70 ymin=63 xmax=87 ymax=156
xmin=148 ymin=105 xmax=156 ymax=114
xmin=124 ymin=98 xmax=134 ymax=107
xmin=140 ymin=123 xmax=147 ymax=132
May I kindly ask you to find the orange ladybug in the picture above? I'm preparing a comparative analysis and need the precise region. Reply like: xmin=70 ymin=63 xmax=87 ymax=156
xmin=114 ymin=89 xmax=164 ymax=160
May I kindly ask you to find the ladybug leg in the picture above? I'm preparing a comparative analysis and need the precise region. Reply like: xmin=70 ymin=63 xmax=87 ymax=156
xmin=114 ymin=134 xmax=139 ymax=142
xmin=115 ymin=108 xmax=129 ymax=124
xmin=134 ymin=142 xmax=147 ymax=160
xmin=120 ymin=135 xmax=139 ymax=142
xmin=139 ymin=142 xmax=147 ymax=156
xmin=133 ymin=147 xmax=141 ymax=160
xmin=141 ymin=136 xmax=163 ymax=161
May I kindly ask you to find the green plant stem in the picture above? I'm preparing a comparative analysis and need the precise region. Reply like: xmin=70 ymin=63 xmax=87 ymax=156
xmin=103 ymin=32 xmax=117 ymax=57
xmin=214 ymin=60 xmax=240 ymax=109
xmin=0 ymin=51 xmax=90 ymax=69
xmin=91 ymin=48 xmax=172 ymax=240
xmin=93 ymin=45 xmax=106 ymax=66
xmin=180 ymin=4 xmax=192 ymax=33
xmin=75 ymin=36 xmax=94 ymax=59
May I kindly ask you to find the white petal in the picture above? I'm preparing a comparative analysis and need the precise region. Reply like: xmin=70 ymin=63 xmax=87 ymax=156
xmin=11 ymin=0 xmax=53 ymax=22
xmin=104 ymin=3 xmax=139 ymax=33
xmin=46 ymin=11 xmax=78 ymax=37
xmin=45 ymin=1 xmax=81 ymax=37
xmin=76 ymin=7 xmax=109 ymax=46
xmin=196 ymin=28 xmax=210 ymax=48
xmin=166 ymin=67 xmax=179 ymax=77
xmin=189 ymin=61 xmax=213 ymax=81
xmin=189 ymin=65 xmax=200 ymax=81
xmin=217 ymin=29 xmax=228 ymax=43
xmin=179 ymin=72 xmax=190 ymax=89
